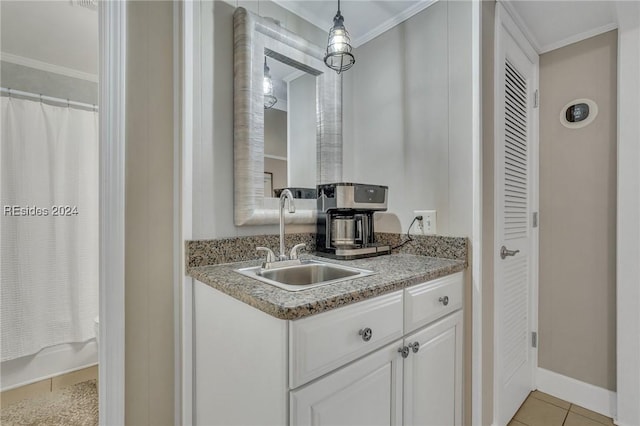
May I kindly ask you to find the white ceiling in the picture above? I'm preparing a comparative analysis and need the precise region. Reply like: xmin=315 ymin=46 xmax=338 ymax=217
xmin=272 ymin=0 xmax=436 ymax=47
xmin=0 ymin=1 xmax=98 ymax=77
xmin=0 ymin=0 xmax=623 ymax=81
xmin=266 ymin=1 xmax=437 ymax=79
xmin=504 ymin=1 xmax=618 ymax=53
xmin=0 ymin=0 xmax=432 ymax=81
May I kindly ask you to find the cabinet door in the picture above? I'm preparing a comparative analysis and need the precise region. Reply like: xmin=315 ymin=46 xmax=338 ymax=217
xmin=290 ymin=341 xmax=403 ymax=426
xmin=403 ymin=311 xmax=462 ymax=426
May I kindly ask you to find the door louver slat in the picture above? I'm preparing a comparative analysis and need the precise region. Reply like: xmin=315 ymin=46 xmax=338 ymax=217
xmin=500 ymin=58 xmax=530 ymax=388
xmin=503 ymin=59 xmax=529 ymax=241
xmin=501 ymin=255 xmax=529 ymax=381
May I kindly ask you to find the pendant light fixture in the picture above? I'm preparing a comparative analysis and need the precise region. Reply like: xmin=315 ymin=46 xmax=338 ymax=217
xmin=263 ymin=57 xmax=277 ymax=109
xmin=324 ymin=0 xmax=355 ymax=74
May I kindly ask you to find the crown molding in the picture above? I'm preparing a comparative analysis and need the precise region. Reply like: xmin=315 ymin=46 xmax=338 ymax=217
xmin=539 ymin=22 xmax=618 ymax=53
xmin=352 ymin=0 xmax=437 ymax=47
xmin=0 ymin=52 xmax=98 ymax=83
xmin=498 ymin=0 xmax=542 ymax=53
xmin=272 ymin=0 xmax=438 ymax=49
xmin=500 ymin=0 xmax=618 ymax=55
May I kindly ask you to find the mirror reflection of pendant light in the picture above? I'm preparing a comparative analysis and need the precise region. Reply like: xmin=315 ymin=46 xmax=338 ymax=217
xmin=324 ymin=0 xmax=355 ymax=74
xmin=263 ymin=57 xmax=277 ymax=109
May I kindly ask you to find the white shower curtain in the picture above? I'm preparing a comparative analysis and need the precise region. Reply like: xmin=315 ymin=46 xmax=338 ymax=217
xmin=1 ymin=96 xmax=99 ymax=362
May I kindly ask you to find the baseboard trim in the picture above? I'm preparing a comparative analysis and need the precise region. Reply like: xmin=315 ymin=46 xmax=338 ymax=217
xmin=536 ymin=367 xmax=617 ymax=419
xmin=1 ymin=341 xmax=98 ymax=391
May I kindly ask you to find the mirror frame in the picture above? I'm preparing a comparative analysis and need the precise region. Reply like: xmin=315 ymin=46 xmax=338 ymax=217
xmin=233 ymin=7 xmax=343 ymax=226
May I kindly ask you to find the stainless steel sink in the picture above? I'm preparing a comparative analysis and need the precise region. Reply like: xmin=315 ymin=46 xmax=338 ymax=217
xmin=236 ymin=260 xmax=375 ymax=292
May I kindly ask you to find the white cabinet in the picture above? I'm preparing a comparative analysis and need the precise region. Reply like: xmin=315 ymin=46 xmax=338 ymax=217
xmin=403 ymin=311 xmax=463 ymax=426
xmin=194 ymin=271 xmax=464 ymax=426
xmin=404 ymin=272 xmax=463 ymax=333
xmin=290 ymin=311 xmax=463 ymax=426
xmin=289 ymin=291 xmax=404 ymax=388
xmin=291 ymin=341 xmax=403 ymax=426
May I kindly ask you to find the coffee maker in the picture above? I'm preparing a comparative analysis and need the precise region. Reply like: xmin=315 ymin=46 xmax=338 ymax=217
xmin=316 ymin=183 xmax=391 ymax=259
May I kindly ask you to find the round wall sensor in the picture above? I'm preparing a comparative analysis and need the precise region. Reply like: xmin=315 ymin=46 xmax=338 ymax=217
xmin=560 ymin=98 xmax=598 ymax=129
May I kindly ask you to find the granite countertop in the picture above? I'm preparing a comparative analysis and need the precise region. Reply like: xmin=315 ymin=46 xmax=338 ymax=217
xmin=187 ymin=254 xmax=465 ymax=320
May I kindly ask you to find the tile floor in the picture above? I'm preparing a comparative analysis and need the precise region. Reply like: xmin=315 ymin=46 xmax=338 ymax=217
xmin=0 ymin=366 xmax=98 ymax=426
xmin=510 ymin=391 xmax=615 ymax=426
xmin=0 ymin=365 xmax=98 ymax=408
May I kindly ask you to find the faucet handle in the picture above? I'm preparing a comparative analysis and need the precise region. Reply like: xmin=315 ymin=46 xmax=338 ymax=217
xmin=289 ymin=243 xmax=306 ymax=260
xmin=256 ymin=247 xmax=277 ymax=263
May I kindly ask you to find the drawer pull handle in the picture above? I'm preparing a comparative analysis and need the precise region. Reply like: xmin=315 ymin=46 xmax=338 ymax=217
xmin=398 ymin=346 xmax=410 ymax=358
xmin=408 ymin=342 xmax=420 ymax=353
xmin=439 ymin=296 xmax=449 ymax=306
xmin=359 ymin=328 xmax=373 ymax=342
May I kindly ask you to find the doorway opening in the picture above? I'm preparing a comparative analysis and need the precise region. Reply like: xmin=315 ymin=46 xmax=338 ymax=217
xmin=1 ymin=1 xmax=99 ymax=424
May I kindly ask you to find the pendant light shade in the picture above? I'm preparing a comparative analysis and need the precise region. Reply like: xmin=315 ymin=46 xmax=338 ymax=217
xmin=324 ymin=0 xmax=355 ymax=74
xmin=263 ymin=57 xmax=277 ymax=109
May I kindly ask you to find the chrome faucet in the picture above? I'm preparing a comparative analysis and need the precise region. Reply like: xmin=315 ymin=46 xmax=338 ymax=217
xmin=279 ymin=189 xmax=296 ymax=260
xmin=256 ymin=190 xmax=307 ymax=270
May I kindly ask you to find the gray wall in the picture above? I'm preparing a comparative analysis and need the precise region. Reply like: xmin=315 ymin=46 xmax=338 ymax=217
xmin=342 ymin=1 xmax=473 ymax=238
xmin=264 ymin=108 xmax=288 ymax=194
xmin=264 ymin=157 xmax=287 ymax=196
xmin=538 ymin=30 xmax=617 ymax=391
xmin=0 ymin=61 xmax=97 ymax=105
xmin=125 ymin=1 xmax=175 ymax=424
xmin=264 ymin=108 xmax=287 ymax=158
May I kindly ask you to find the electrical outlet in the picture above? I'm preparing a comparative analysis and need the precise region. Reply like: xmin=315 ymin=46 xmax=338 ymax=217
xmin=413 ymin=210 xmax=437 ymax=235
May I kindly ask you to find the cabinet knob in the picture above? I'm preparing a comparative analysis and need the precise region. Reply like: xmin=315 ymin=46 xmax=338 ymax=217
xmin=398 ymin=346 xmax=410 ymax=359
xmin=408 ymin=342 xmax=420 ymax=353
xmin=359 ymin=328 xmax=373 ymax=342
xmin=439 ymin=296 xmax=449 ymax=306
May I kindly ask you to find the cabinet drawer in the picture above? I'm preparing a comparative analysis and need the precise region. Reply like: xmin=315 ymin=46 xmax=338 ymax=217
xmin=404 ymin=272 xmax=463 ymax=333
xmin=289 ymin=290 xmax=403 ymax=388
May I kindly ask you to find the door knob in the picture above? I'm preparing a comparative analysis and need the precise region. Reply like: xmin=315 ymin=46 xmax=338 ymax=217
xmin=500 ymin=245 xmax=520 ymax=259
xmin=439 ymin=296 xmax=449 ymax=306
xmin=408 ymin=342 xmax=420 ymax=353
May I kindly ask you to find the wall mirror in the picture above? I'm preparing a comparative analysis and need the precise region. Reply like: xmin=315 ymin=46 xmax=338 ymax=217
xmin=264 ymin=59 xmax=317 ymax=197
xmin=234 ymin=7 xmax=343 ymax=226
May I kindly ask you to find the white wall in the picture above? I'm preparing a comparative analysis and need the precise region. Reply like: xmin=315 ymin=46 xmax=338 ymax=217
xmin=191 ymin=0 xmax=474 ymax=240
xmin=615 ymin=2 xmax=640 ymax=425
xmin=343 ymin=1 xmax=473 ymax=238
xmin=288 ymin=73 xmax=317 ymax=188
xmin=191 ymin=0 xmax=326 ymax=239
xmin=0 ymin=0 xmax=98 ymax=77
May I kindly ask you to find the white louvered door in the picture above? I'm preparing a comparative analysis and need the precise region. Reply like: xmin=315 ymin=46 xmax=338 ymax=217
xmin=495 ymin=6 xmax=538 ymax=425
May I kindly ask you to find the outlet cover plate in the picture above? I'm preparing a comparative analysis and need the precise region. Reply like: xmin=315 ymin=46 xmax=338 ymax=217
xmin=413 ymin=210 xmax=437 ymax=235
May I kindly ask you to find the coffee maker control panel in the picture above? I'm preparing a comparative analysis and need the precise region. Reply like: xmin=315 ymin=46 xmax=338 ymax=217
xmin=318 ymin=183 xmax=388 ymax=211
